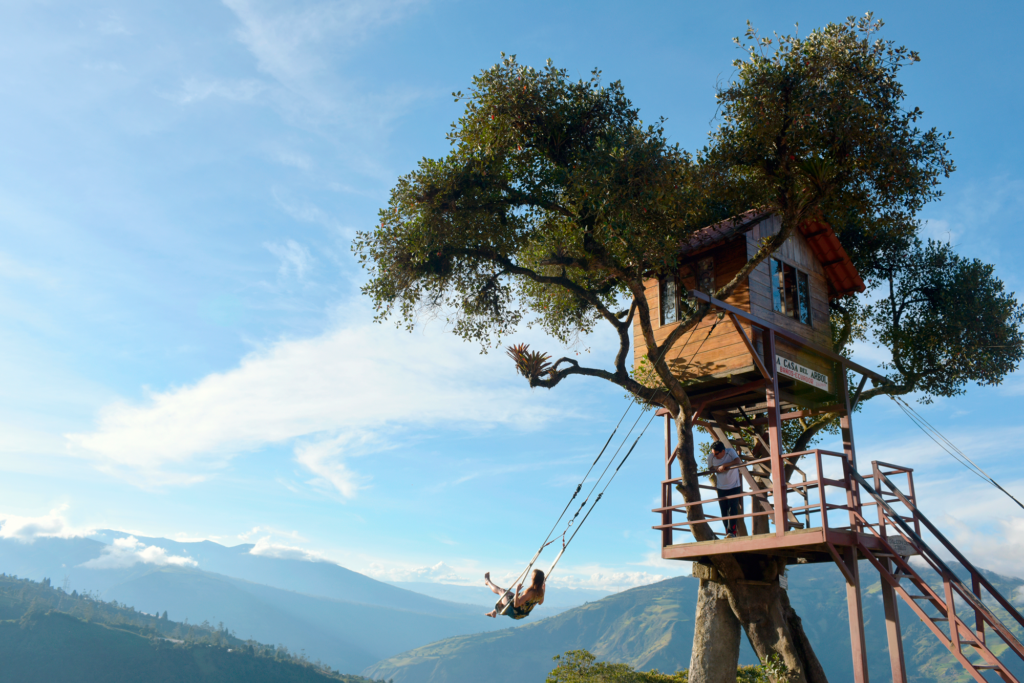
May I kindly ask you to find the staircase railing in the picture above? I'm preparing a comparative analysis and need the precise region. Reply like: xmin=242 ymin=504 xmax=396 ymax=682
xmin=851 ymin=466 xmax=1024 ymax=681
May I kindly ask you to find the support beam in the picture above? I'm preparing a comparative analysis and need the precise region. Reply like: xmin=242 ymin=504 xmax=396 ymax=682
xmin=842 ymin=545 xmax=870 ymax=683
xmin=839 ymin=367 xmax=862 ymax=532
xmin=880 ymin=557 xmax=908 ymax=683
xmin=663 ymin=413 xmax=673 ymax=549
xmin=762 ymin=330 xmax=787 ymax=536
xmin=728 ymin=312 xmax=771 ymax=379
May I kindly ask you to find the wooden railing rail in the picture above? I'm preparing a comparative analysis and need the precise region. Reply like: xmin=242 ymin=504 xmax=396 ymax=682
xmin=870 ymin=467 xmax=1024 ymax=632
xmin=854 ymin=470 xmax=1024 ymax=661
xmin=654 ymin=448 xmax=856 ymax=538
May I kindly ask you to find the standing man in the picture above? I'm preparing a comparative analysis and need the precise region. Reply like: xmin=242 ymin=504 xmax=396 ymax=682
xmin=710 ymin=440 xmax=743 ymax=538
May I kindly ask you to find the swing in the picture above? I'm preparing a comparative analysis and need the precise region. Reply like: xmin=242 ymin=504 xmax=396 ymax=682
xmin=490 ymin=315 xmax=725 ymax=620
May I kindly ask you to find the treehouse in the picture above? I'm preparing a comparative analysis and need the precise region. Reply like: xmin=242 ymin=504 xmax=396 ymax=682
xmin=639 ymin=212 xmax=1024 ymax=683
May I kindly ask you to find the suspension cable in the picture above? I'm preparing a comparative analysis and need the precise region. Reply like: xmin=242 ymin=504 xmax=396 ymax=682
xmin=889 ymin=395 xmax=1024 ymax=512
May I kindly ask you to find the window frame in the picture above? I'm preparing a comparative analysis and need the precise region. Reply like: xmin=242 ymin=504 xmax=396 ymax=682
xmin=660 ymin=274 xmax=680 ymax=326
xmin=770 ymin=258 xmax=812 ymax=326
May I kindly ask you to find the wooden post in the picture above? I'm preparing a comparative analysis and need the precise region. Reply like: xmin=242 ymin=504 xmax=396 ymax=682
xmin=663 ymin=413 xmax=673 ymax=548
xmin=843 ymin=545 xmax=870 ymax=683
xmin=839 ymin=368 xmax=862 ymax=532
xmin=761 ymin=330 xmax=787 ymax=537
xmin=972 ymin=574 xmax=986 ymax=647
xmin=880 ymin=557 xmax=908 ymax=683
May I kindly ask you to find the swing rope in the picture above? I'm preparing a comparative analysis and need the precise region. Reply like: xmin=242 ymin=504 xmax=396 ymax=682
xmin=544 ymin=409 xmax=660 ymax=579
xmin=498 ymin=305 xmax=723 ymax=605
xmin=541 ymin=314 xmax=723 ymax=579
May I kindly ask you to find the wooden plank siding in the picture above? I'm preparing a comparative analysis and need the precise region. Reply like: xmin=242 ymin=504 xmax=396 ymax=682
xmin=633 ymin=216 xmax=839 ymax=390
xmin=747 ymin=217 xmax=835 ymax=386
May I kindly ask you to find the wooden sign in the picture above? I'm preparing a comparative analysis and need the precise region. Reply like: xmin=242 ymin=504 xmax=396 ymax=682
xmin=886 ymin=536 xmax=919 ymax=556
xmin=776 ymin=355 xmax=829 ymax=391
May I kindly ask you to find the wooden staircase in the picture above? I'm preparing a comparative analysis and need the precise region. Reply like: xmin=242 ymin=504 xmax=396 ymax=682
xmin=852 ymin=467 xmax=1024 ymax=683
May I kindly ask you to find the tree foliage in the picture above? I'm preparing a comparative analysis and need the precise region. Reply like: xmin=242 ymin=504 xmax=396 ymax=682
xmin=353 ymin=14 xmax=970 ymax=424
xmin=353 ymin=12 xmax=1023 ymax=567
xmin=545 ymin=649 xmax=769 ymax=683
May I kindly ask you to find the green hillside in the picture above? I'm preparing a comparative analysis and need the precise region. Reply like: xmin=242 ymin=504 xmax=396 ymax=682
xmin=364 ymin=576 xmax=756 ymax=682
xmin=0 ymin=574 xmax=380 ymax=683
xmin=363 ymin=562 xmax=1024 ymax=683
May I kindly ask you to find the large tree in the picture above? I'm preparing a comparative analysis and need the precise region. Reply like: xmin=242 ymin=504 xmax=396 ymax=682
xmin=354 ymin=15 xmax=1021 ymax=683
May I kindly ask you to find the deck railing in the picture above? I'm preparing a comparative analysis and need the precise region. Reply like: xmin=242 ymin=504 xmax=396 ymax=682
xmin=652 ymin=448 xmax=869 ymax=545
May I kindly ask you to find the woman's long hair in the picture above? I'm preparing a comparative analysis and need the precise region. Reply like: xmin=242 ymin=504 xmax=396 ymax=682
xmin=530 ymin=569 xmax=545 ymax=590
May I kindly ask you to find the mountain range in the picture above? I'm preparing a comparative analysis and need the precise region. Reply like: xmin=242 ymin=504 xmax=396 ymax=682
xmin=365 ymin=561 xmax=1024 ymax=683
xmin=0 ymin=533 xmax=512 ymax=673
xmin=4 ymin=531 xmax=1024 ymax=683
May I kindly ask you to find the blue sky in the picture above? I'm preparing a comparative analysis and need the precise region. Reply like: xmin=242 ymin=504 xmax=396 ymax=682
xmin=2 ymin=0 xmax=1024 ymax=593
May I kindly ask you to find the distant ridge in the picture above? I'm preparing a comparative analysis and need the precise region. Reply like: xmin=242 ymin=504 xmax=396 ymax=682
xmin=0 ymin=534 xmax=510 ymax=673
xmin=364 ymin=562 xmax=1024 ymax=683
xmin=0 ymin=573 xmax=376 ymax=683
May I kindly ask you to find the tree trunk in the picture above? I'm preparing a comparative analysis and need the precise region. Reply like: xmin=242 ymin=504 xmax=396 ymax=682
xmin=725 ymin=566 xmax=829 ymax=683
xmin=689 ymin=579 xmax=742 ymax=682
xmin=689 ymin=557 xmax=828 ymax=683
xmin=676 ymin=417 xmax=827 ymax=683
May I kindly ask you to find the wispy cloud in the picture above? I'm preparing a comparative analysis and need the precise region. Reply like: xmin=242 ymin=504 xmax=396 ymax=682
xmin=165 ymin=77 xmax=268 ymax=105
xmin=0 ymin=251 xmax=59 ymax=289
xmin=97 ymin=13 xmax=132 ymax=37
xmin=80 ymin=535 xmax=197 ymax=569
xmin=0 ymin=505 xmax=91 ymax=542
xmin=222 ymin=0 xmax=423 ymax=85
xmin=65 ymin=313 xmax=563 ymax=492
xmin=366 ymin=560 xmax=463 ymax=583
xmin=265 ymin=239 xmax=314 ymax=279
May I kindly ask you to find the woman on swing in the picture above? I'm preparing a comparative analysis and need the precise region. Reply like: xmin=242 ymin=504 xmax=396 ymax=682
xmin=483 ymin=569 xmax=545 ymax=619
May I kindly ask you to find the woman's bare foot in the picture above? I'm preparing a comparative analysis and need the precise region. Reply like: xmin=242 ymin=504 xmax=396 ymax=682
xmin=485 ymin=610 xmax=496 ymax=618
xmin=484 ymin=572 xmax=490 ymax=583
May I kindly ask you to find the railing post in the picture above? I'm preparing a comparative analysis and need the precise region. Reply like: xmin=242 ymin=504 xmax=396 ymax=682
xmin=880 ymin=555 xmax=908 ymax=683
xmin=842 ymin=545 xmax=870 ymax=683
xmin=663 ymin=413 xmax=673 ymax=549
xmin=839 ymin=368 xmax=862 ymax=532
xmin=761 ymin=329 xmax=787 ymax=537
xmin=973 ymin=574 xmax=985 ymax=647
xmin=873 ymin=462 xmax=884 ymax=536
xmin=906 ymin=470 xmax=921 ymax=537
xmin=817 ymin=450 xmax=828 ymax=533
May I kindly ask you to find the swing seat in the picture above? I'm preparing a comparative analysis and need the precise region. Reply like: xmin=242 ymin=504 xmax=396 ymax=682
xmin=494 ymin=590 xmax=522 ymax=619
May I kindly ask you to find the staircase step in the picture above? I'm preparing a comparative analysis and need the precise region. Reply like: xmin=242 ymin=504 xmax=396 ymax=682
xmin=908 ymin=594 xmax=934 ymax=600
xmin=974 ymin=665 xmax=1001 ymax=670
xmin=932 ymin=617 xmax=949 ymax=622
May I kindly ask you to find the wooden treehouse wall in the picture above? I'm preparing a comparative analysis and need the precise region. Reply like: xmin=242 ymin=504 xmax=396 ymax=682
xmin=633 ymin=216 xmax=836 ymax=392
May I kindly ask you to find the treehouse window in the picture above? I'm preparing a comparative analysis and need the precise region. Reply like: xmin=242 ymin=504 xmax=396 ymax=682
xmin=660 ymin=275 xmax=680 ymax=325
xmin=697 ymin=257 xmax=715 ymax=294
xmin=770 ymin=258 xmax=812 ymax=325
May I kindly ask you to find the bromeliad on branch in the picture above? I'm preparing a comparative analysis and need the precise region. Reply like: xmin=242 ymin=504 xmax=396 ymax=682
xmin=506 ymin=344 xmax=553 ymax=381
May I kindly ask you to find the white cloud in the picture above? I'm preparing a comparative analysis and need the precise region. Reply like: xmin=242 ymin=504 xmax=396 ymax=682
xmin=550 ymin=568 xmax=673 ymax=592
xmin=0 ymin=505 xmax=90 ymax=543
xmin=274 ymin=149 xmax=313 ymax=171
xmin=80 ymin=536 xmax=197 ymax=569
xmin=265 ymin=239 xmax=314 ymax=279
xmin=271 ymin=188 xmax=345 ymax=234
xmin=65 ymin=313 xmax=562 ymax=492
xmin=166 ymin=78 xmax=267 ymax=105
xmin=366 ymin=560 xmax=464 ymax=583
xmin=248 ymin=536 xmax=329 ymax=562
xmin=97 ymin=13 xmax=132 ymax=36
xmin=222 ymin=0 xmax=422 ymax=85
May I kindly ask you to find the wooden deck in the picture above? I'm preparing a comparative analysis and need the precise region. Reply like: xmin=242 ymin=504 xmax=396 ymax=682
xmin=663 ymin=526 xmax=916 ymax=563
